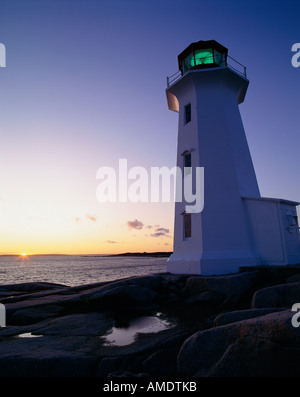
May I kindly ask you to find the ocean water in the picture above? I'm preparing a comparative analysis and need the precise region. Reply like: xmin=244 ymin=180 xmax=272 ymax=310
xmin=0 ymin=255 xmax=168 ymax=287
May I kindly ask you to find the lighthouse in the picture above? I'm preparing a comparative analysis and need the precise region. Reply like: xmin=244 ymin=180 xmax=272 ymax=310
xmin=166 ymin=40 xmax=300 ymax=275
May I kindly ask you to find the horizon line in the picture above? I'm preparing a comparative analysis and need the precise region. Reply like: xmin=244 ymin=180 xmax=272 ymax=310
xmin=0 ymin=251 xmax=173 ymax=257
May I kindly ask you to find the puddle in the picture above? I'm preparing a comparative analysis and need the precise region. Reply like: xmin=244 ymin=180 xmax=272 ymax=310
xmin=103 ymin=313 xmax=175 ymax=346
xmin=14 ymin=332 xmax=42 ymax=338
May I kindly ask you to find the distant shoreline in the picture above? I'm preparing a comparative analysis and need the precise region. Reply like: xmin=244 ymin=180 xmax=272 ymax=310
xmin=0 ymin=252 xmax=172 ymax=258
xmin=83 ymin=252 xmax=173 ymax=258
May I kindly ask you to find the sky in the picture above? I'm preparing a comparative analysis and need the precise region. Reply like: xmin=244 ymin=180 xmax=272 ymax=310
xmin=0 ymin=0 xmax=299 ymax=255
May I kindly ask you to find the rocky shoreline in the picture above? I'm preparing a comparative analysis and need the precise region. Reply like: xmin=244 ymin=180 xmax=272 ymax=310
xmin=0 ymin=265 xmax=299 ymax=377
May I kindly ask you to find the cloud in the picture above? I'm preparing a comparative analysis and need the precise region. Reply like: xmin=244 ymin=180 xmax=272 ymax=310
xmin=150 ymin=226 xmax=170 ymax=238
xmin=127 ymin=220 xmax=171 ymax=238
xmin=156 ymin=227 xmax=170 ymax=234
xmin=127 ymin=219 xmax=144 ymax=230
xmin=86 ymin=214 xmax=97 ymax=222
xmin=106 ymin=240 xmax=117 ymax=244
xmin=150 ymin=232 xmax=166 ymax=237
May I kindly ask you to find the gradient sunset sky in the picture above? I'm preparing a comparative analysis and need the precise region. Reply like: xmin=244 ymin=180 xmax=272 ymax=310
xmin=0 ymin=0 xmax=299 ymax=255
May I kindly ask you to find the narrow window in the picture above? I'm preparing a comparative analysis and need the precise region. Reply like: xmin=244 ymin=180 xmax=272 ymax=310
xmin=184 ymin=213 xmax=192 ymax=239
xmin=184 ymin=152 xmax=191 ymax=168
xmin=287 ymin=215 xmax=299 ymax=226
xmin=184 ymin=103 xmax=191 ymax=124
xmin=184 ymin=152 xmax=191 ymax=176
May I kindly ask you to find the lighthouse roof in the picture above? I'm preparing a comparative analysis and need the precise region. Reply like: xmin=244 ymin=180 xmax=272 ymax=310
xmin=178 ymin=40 xmax=228 ymax=69
xmin=177 ymin=40 xmax=228 ymax=75
xmin=178 ymin=40 xmax=228 ymax=62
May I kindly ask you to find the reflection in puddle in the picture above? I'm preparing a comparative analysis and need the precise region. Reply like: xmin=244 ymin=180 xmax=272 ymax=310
xmin=15 ymin=332 xmax=42 ymax=338
xmin=103 ymin=313 xmax=175 ymax=346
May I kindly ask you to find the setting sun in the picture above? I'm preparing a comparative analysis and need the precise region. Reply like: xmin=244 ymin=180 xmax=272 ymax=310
xmin=21 ymin=253 xmax=28 ymax=257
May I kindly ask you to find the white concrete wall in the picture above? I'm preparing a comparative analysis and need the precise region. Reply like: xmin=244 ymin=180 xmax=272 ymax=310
xmin=166 ymin=67 xmax=261 ymax=275
xmin=166 ymin=66 xmax=300 ymax=275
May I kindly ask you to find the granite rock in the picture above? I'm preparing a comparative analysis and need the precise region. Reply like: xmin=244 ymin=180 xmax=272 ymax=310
xmin=177 ymin=309 xmax=300 ymax=377
xmin=252 ymin=282 xmax=300 ymax=308
xmin=213 ymin=308 xmax=286 ymax=326
xmin=181 ymin=271 xmax=260 ymax=307
xmin=0 ymin=268 xmax=299 ymax=377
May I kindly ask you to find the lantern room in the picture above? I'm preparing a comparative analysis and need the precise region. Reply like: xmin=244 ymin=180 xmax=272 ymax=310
xmin=178 ymin=40 xmax=228 ymax=75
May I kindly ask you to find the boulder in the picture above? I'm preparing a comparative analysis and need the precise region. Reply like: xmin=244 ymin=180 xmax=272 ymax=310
xmin=252 ymin=282 xmax=300 ymax=308
xmin=142 ymin=347 xmax=178 ymax=376
xmin=96 ymin=357 xmax=124 ymax=377
xmin=6 ymin=294 xmax=83 ymax=325
xmin=183 ymin=290 xmax=221 ymax=304
xmin=213 ymin=308 xmax=286 ymax=326
xmin=0 ymin=331 xmax=101 ymax=376
xmin=88 ymin=285 xmax=157 ymax=309
xmin=286 ymin=274 xmax=300 ymax=283
xmin=9 ymin=305 xmax=64 ymax=326
xmin=81 ymin=275 xmax=161 ymax=300
xmin=181 ymin=271 xmax=260 ymax=307
xmin=0 ymin=282 xmax=66 ymax=293
xmin=127 ymin=275 xmax=162 ymax=291
xmin=177 ymin=309 xmax=300 ymax=377
xmin=32 ymin=312 xmax=114 ymax=336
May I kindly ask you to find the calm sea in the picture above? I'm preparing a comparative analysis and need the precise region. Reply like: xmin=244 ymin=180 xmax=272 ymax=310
xmin=0 ymin=255 xmax=169 ymax=287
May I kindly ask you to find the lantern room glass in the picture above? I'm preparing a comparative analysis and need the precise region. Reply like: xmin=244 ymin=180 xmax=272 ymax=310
xmin=181 ymin=48 xmax=226 ymax=74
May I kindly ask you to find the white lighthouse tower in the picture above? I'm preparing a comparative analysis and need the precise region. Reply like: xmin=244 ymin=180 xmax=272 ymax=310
xmin=166 ymin=40 xmax=300 ymax=275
